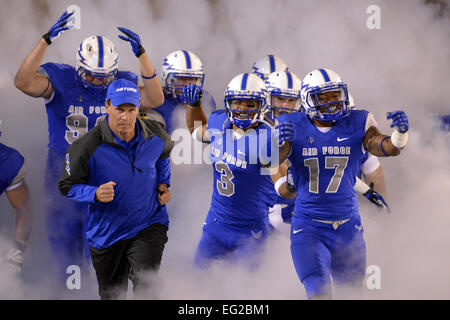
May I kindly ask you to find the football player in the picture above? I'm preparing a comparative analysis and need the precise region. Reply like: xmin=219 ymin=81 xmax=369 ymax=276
xmin=14 ymin=11 xmax=164 ymax=291
xmin=265 ymin=72 xmax=389 ymax=236
xmin=273 ymin=68 xmax=409 ymax=299
xmin=140 ymin=50 xmax=216 ymax=134
xmin=0 ymin=130 xmax=32 ymax=274
xmin=252 ymin=54 xmax=289 ymax=81
xmin=183 ymin=73 xmax=292 ymax=269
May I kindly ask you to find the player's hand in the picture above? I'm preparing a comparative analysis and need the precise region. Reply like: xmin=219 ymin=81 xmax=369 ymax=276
xmin=117 ymin=27 xmax=145 ymax=57
xmin=183 ymin=84 xmax=203 ymax=107
xmin=95 ymin=181 xmax=116 ymax=203
xmin=363 ymin=183 xmax=390 ymax=213
xmin=42 ymin=11 xmax=74 ymax=45
xmin=387 ymin=110 xmax=409 ymax=133
xmin=6 ymin=240 xmax=26 ymax=274
xmin=275 ymin=121 xmax=296 ymax=146
xmin=157 ymin=183 xmax=171 ymax=205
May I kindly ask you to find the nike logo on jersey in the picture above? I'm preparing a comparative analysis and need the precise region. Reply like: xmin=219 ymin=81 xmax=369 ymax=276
xmin=293 ymin=228 xmax=303 ymax=234
xmin=337 ymin=137 xmax=349 ymax=142
xmin=251 ymin=230 xmax=263 ymax=239
xmin=355 ymin=224 xmax=363 ymax=231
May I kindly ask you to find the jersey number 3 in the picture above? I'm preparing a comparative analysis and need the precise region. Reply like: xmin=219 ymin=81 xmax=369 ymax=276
xmin=304 ymin=157 xmax=349 ymax=193
xmin=215 ymin=161 xmax=235 ymax=197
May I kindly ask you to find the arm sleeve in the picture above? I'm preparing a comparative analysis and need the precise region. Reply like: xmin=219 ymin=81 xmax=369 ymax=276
xmin=156 ymin=157 xmax=171 ymax=186
xmin=6 ymin=163 xmax=26 ymax=191
xmin=66 ymin=184 xmax=97 ymax=203
xmin=58 ymin=140 xmax=92 ymax=198
xmin=361 ymin=154 xmax=381 ymax=175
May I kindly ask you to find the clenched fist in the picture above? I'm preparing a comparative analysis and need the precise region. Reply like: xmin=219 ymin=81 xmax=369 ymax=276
xmin=95 ymin=181 xmax=117 ymax=203
xmin=157 ymin=183 xmax=171 ymax=205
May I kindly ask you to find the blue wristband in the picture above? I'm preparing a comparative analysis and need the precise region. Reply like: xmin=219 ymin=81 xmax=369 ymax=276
xmin=380 ymin=136 xmax=391 ymax=156
xmin=141 ymin=70 xmax=157 ymax=80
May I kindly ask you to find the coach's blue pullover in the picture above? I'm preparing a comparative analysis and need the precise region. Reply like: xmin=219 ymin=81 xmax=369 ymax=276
xmin=58 ymin=116 xmax=174 ymax=249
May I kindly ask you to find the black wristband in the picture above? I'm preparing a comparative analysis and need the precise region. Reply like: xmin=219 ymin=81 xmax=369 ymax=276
xmin=191 ymin=99 xmax=201 ymax=108
xmin=42 ymin=33 xmax=52 ymax=45
xmin=136 ymin=45 xmax=145 ymax=58
xmin=286 ymin=182 xmax=296 ymax=193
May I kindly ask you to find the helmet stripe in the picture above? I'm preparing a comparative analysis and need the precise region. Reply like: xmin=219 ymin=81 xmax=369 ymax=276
xmin=319 ymin=68 xmax=330 ymax=82
xmin=286 ymin=71 xmax=293 ymax=89
xmin=269 ymin=55 xmax=275 ymax=73
xmin=97 ymin=36 xmax=104 ymax=68
xmin=241 ymin=73 xmax=249 ymax=90
xmin=182 ymin=50 xmax=192 ymax=69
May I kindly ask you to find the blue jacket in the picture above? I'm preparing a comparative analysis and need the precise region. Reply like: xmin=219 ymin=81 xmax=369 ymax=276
xmin=58 ymin=117 xmax=174 ymax=249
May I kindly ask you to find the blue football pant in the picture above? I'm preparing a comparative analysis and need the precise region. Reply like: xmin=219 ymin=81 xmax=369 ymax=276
xmin=290 ymin=214 xmax=366 ymax=299
xmin=194 ymin=214 xmax=269 ymax=270
xmin=45 ymin=150 xmax=90 ymax=284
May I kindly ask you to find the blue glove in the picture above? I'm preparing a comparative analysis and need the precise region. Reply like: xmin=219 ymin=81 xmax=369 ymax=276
xmin=363 ymin=183 xmax=390 ymax=213
xmin=42 ymin=11 xmax=74 ymax=45
xmin=117 ymin=27 xmax=145 ymax=57
xmin=275 ymin=121 xmax=296 ymax=146
xmin=387 ymin=110 xmax=409 ymax=133
xmin=183 ymin=84 xmax=203 ymax=107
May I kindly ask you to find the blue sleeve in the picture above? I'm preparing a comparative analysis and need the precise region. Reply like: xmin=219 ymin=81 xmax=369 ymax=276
xmin=66 ymin=184 xmax=97 ymax=203
xmin=156 ymin=157 xmax=171 ymax=186
xmin=0 ymin=144 xmax=25 ymax=194
xmin=39 ymin=63 xmax=76 ymax=91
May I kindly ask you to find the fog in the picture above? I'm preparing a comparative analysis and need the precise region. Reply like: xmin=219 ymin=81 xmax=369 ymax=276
xmin=0 ymin=0 xmax=449 ymax=299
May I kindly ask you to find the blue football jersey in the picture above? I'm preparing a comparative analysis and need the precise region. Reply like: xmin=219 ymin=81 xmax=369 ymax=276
xmin=206 ymin=110 xmax=277 ymax=227
xmin=40 ymin=62 xmax=138 ymax=156
xmin=280 ymin=110 xmax=369 ymax=220
xmin=0 ymin=143 xmax=25 ymax=195
xmin=153 ymin=90 xmax=216 ymax=134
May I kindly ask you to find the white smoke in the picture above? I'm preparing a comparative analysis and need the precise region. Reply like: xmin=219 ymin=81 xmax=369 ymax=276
xmin=0 ymin=0 xmax=449 ymax=299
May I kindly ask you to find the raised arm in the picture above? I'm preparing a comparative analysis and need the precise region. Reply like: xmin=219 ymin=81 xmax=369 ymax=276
xmin=117 ymin=27 xmax=164 ymax=109
xmin=183 ymin=84 xmax=210 ymax=142
xmin=14 ymin=11 xmax=74 ymax=99
xmin=363 ymin=110 xmax=409 ymax=157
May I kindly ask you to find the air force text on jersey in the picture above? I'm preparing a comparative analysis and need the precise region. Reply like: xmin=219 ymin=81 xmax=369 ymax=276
xmin=171 ymin=126 xmax=281 ymax=173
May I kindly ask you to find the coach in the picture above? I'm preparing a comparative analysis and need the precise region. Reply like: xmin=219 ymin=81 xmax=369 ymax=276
xmin=58 ymin=78 xmax=173 ymax=299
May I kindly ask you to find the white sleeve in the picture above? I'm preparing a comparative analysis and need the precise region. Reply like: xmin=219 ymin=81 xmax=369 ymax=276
xmin=361 ymin=154 xmax=381 ymax=175
xmin=365 ymin=112 xmax=378 ymax=132
xmin=362 ymin=112 xmax=379 ymax=152
xmin=6 ymin=163 xmax=25 ymax=191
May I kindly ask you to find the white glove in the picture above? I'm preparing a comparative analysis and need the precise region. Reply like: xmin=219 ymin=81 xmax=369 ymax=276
xmin=6 ymin=240 xmax=26 ymax=274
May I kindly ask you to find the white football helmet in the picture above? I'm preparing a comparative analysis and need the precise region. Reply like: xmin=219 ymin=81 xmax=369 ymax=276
xmin=265 ymin=71 xmax=302 ymax=117
xmin=300 ymin=68 xmax=350 ymax=122
xmin=76 ymin=35 xmax=119 ymax=91
xmin=161 ymin=50 xmax=205 ymax=102
xmin=348 ymin=93 xmax=355 ymax=108
xmin=252 ymin=55 xmax=288 ymax=81
xmin=224 ymin=73 xmax=268 ymax=129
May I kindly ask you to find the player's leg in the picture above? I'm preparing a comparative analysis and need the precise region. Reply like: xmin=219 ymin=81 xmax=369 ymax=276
xmin=290 ymin=217 xmax=333 ymax=299
xmin=126 ymin=223 xmax=168 ymax=299
xmin=231 ymin=220 xmax=270 ymax=270
xmin=194 ymin=215 xmax=229 ymax=269
xmin=45 ymin=151 xmax=87 ymax=288
xmin=89 ymin=240 xmax=130 ymax=300
xmin=330 ymin=214 xmax=367 ymax=295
